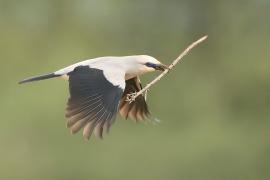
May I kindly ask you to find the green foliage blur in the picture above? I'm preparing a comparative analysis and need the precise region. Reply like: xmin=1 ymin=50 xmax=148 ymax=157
xmin=1 ymin=1 xmax=270 ymax=180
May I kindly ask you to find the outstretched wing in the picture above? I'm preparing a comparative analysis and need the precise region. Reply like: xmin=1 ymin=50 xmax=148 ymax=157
xmin=66 ymin=66 xmax=124 ymax=140
xmin=119 ymin=77 xmax=150 ymax=121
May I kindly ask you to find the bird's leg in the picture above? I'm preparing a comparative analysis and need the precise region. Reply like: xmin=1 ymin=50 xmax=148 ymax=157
xmin=125 ymin=92 xmax=137 ymax=103
xmin=126 ymin=88 xmax=150 ymax=103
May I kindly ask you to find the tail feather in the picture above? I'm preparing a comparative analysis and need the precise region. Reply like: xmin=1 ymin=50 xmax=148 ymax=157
xmin=19 ymin=73 xmax=60 ymax=84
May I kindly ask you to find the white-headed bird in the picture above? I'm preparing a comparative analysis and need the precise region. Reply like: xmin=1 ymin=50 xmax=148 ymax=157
xmin=19 ymin=55 xmax=168 ymax=140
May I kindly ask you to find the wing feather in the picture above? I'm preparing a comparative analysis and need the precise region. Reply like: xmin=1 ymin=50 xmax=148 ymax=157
xmin=66 ymin=66 xmax=124 ymax=139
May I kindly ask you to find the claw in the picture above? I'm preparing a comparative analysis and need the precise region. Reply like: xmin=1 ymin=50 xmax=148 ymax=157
xmin=125 ymin=92 xmax=137 ymax=103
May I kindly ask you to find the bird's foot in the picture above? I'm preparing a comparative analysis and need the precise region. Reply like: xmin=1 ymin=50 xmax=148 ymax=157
xmin=125 ymin=92 xmax=137 ymax=104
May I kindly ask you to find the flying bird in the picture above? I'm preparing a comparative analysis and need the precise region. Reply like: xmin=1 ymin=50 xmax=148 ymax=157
xmin=19 ymin=55 xmax=168 ymax=140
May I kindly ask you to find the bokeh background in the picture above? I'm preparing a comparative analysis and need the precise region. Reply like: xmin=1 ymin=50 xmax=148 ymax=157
xmin=1 ymin=0 xmax=270 ymax=180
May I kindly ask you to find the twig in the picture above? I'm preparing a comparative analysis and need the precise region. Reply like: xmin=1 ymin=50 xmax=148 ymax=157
xmin=126 ymin=35 xmax=208 ymax=103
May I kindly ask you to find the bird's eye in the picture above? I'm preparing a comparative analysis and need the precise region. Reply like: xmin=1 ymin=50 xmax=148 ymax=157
xmin=145 ymin=62 xmax=156 ymax=69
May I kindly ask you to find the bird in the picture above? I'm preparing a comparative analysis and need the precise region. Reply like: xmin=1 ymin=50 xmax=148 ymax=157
xmin=19 ymin=55 xmax=168 ymax=140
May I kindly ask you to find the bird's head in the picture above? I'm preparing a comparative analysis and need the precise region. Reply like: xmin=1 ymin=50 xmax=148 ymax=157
xmin=135 ymin=55 xmax=168 ymax=73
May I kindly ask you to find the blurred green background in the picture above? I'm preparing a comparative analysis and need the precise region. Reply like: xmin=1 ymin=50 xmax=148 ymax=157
xmin=1 ymin=0 xmax=270 ymax=180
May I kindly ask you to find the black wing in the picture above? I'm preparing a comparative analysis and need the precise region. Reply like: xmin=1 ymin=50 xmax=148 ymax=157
xmin=119 ymin=77 xmax=150 ymax=121
xmin=66 ymin=66 xmax=124 ymax=139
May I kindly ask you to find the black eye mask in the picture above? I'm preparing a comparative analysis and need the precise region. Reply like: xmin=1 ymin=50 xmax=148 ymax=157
xmin=145 ymin=62 xmax=157 ymax=69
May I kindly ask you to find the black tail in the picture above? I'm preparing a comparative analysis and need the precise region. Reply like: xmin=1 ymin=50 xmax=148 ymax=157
xmin=19 ymin=73 xmax=61 ymax=84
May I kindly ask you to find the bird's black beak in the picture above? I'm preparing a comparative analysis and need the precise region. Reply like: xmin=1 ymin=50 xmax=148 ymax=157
xmin=155 ymin=64 xmax=169 ymax=71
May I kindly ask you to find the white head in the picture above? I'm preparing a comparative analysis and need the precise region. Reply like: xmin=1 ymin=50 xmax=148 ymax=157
xmin=123 ymin=55 xmax=168 ymax=79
